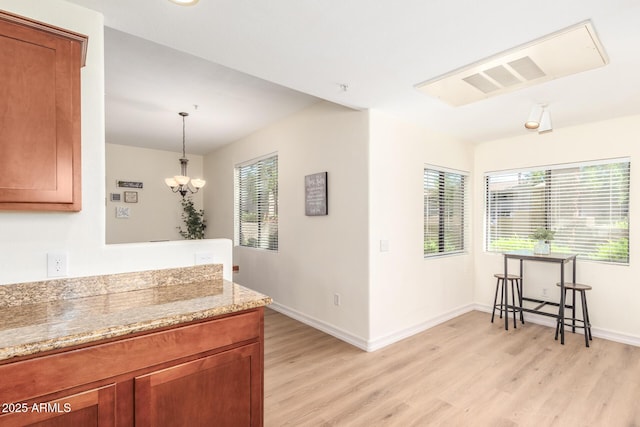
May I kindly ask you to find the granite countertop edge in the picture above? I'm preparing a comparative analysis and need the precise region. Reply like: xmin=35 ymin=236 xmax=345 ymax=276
xmin=0 ymin=265 xmax=272 ymax=363
xmin=0 ymin=294 xmax=272 ymax=362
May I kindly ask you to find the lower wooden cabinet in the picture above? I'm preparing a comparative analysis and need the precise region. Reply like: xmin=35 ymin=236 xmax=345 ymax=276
xmin=0 ymin=308 xmax=265 ymax=427
xmin=135 ymin=343 xmax=261 ymax=426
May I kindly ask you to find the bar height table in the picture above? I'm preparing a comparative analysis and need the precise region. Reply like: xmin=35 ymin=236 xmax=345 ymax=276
xmin=503 ymin=250 xmax=577 ymax=344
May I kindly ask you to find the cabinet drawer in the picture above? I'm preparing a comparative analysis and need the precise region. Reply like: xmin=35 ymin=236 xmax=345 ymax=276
xmin=0 ymin=309 xmax=261 ymax=404
xmin=0 ymin=384 xmax=115 ymax=427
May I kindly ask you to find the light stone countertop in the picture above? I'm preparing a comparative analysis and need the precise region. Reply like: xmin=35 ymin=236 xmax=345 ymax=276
xmin=0 ymin=265 xmax=271 ymax=362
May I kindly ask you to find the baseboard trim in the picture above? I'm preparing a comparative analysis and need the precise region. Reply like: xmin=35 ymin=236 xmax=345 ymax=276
xmin=474 ymin=303 xmax=640 ymax=347
xmin=269 ymin=301 xmax=640 ymax=352
xmin=268 ymin=302 xmax=370 ymax=351
xmin=366 ymin=304 xmax=476 ymax=352
xmin=270 ymin=301 xmax=476 ymax=352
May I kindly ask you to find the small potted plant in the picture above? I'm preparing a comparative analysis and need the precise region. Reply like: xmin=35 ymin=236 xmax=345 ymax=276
xmin=177 ymin=197 xmax=206 ymax=239
xmin=531 ymin=228 xmax=555 ymax=254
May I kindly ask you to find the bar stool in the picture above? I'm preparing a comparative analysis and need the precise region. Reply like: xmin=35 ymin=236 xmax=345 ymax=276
xmin=491 ymin=273 xmax=524 ymax=327
xmin=555 ymin=282 xmax=593 ymax=347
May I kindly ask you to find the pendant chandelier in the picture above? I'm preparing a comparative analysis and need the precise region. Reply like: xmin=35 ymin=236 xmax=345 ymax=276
xmin=164 ymin=112 xmax=206 ymax=197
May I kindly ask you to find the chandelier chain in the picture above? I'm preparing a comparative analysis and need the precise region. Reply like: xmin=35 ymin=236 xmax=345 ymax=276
xmin=181 ymin=113 xmax=187 ymax=158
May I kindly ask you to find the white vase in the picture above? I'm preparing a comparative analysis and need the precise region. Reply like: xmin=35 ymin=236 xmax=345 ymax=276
xmin=534 ymin=240 xmax=550 ymax=255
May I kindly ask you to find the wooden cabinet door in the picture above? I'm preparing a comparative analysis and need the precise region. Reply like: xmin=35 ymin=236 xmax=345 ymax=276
xmin=0 ymin=384 xmax=115 ymax=427
xmin=135 ymin=343 xmax=262 ymax=427
xmin=0 ymin=11 xmax=86 ymax=211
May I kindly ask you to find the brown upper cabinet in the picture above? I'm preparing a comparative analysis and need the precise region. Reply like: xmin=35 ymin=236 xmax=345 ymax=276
xmin=0 ymin=10 xmax=87 ymax=211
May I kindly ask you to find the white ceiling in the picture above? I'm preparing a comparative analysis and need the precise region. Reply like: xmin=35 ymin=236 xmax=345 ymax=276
xmin=65 ymin=0 xmax=640 ymax=155
xmin=103 ymin=27 xmax=319 ymax=154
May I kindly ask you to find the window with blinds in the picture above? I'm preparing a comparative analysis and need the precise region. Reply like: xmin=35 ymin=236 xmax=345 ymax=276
xmin=424 ymin=166 xmax=468 ymax=257
xmin=234 ymin=154 xmax=278 ymax=251
xmin=485 ymin=158 xmax=630 ymax=264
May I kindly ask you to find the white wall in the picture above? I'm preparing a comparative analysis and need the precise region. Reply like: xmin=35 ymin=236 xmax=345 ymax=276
xmin=105 ymin=143 xmax=204 ymax=244
xmin=204 ymin=101 xmax=371 ymax=343
xmin=0 ymin=0 xmax=232 ymax=285
xmin=474 ymin=114 xmax=640 ymax=343
xmin=367 ymin=110 xmax=475 ymax=349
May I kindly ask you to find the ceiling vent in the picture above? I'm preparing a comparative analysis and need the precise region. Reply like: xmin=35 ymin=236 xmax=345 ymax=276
xmin=415 ymin=20 xmax=608 ymax=107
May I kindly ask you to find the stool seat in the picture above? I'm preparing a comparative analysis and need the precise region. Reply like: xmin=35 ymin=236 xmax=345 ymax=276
xmin=494 ymin=273 xmax=522 ymax=280
xmin=556 ymin=282 xmax=592 ymax=291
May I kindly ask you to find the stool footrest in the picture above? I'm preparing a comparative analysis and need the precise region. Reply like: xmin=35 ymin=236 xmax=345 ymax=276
xmin=557 ymin=318 xmax=589 ymax=330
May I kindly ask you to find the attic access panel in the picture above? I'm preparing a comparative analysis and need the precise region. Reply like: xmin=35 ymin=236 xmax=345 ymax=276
xmin=415 ymin=20 xmax=608 ymax=107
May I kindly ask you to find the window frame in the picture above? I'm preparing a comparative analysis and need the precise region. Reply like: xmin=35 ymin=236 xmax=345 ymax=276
xmin=484 ymin=158 xmax=630 ymax=264
xmin=423 ymin=164 xmax=469 ymax=258
xmin=234 ymin=153 xmax=279 ymax=251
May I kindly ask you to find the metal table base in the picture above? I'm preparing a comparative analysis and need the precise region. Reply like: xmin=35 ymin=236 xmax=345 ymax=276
xmin=503 ymin=251 xmax=577 ymax=344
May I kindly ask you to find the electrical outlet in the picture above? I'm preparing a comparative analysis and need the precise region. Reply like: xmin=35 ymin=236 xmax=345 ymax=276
xmin=195 ymin=252 xmax=214 ymax=265
xmin=47 ymin=252 xmax=68 ymax=277
xmin=542 ymin=287 xmax=549 ymax=298
xmin=333 ymin=293 xmax=341 ymax=306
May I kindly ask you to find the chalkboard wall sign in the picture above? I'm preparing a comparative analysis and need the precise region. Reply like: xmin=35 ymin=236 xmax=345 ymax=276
xmin=305 ymin=172 xmax=328 ymax=216
xmin=117 ymin=180 xmax=143 ymax=189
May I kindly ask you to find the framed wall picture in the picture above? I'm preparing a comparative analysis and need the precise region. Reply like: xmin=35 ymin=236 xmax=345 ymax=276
xmin=124 ymin=191 xmax=138 ymax=203
xmin=305 ymin=172 xmax=328 ymax=216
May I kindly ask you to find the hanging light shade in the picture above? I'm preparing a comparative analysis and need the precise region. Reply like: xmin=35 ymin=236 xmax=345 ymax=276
xmin=165 ymin=112 xmax=206 ymax=197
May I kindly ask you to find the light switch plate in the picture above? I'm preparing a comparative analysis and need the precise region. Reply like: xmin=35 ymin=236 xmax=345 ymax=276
xmin=195 ymin=252 xmax=214 ymax=265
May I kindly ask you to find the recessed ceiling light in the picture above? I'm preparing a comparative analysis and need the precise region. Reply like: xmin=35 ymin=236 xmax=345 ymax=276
xmin=169 ymin=0 xmax=199 ymax=6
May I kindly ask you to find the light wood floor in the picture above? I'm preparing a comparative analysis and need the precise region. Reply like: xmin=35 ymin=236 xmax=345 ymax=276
xmin=263 ymin=308 xmax=640 ymax=426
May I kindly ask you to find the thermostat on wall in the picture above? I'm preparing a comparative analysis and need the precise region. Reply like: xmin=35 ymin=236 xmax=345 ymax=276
xmin=115 ymin=206 xmax=130 ymax=218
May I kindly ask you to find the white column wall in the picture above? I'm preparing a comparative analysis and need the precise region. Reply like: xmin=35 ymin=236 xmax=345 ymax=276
xmin=367 ymin=110 xmax=475 ymax=349
xmin=204 ymin=101 xmax=370 ymax=344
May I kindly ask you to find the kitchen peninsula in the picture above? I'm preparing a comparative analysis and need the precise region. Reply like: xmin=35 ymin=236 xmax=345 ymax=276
xmin=0 ymin=264 xmax=271 ymax=426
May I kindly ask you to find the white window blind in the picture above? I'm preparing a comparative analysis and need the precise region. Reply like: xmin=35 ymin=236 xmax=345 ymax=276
xmin=424 ymin=167 xmax=468 ymax=257
xmin=485 ymin=158 xmax=630 ymax=263
xmin=235 ymin=154 xmax=278 ymax=250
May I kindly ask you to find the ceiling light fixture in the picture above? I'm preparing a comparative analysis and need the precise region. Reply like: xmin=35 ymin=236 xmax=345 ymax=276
xmin=165 ymin=112 xmax=206 ymax=197
xmin=168 ymin=0 xmax=199 ymax=6
xmin=538 ymin=109 xmax=553 ymax=134
xmin=525 ymin=104 xmax=544 ymax=130
xmin=525 ymin=104 xmax=552 ymax=134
